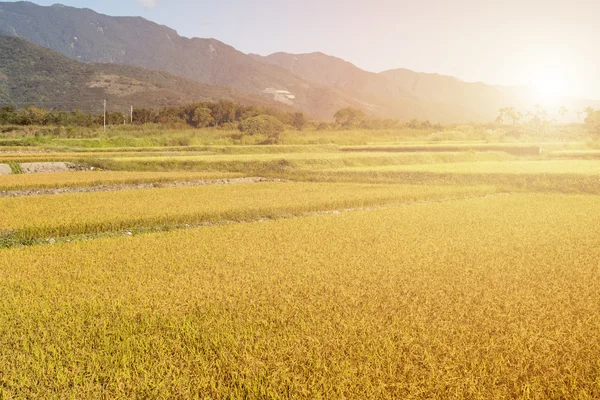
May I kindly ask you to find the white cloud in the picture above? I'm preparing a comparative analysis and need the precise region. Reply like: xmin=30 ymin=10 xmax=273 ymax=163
xmin=137 ymin=0 xmax=158 ymax=8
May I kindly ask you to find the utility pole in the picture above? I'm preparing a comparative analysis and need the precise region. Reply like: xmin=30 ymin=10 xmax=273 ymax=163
xmin=103 ymin=100 xmax=106 ymax=132
xmin=130 ymin=105 xmax=133 ymax=124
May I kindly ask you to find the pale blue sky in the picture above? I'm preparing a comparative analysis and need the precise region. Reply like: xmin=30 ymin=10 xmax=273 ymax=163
xmin=11 ymin=0 xmax=600 ymax=99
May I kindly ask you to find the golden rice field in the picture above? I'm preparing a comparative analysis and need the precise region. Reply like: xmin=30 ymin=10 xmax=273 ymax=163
xmin=0 ymin=144 xmax=339 ymax=154
xmin=0 ymin=181 xmax=494 ymax=241
xmin=0 ymin=170 xmax=243 ymax=191
xmin=549 ymin=149 xmax=600 ymax=159
xmin=287 ymin=160 xmax=600 ymax=194
xmin=2 ymin=140 xmax=600 ymax=399
xmin=88 ymin=151 xmax=512 ymax=175
xmin=0 ymin=145 xmax=341 ymax=164
xmin=1 ymin=194 xmax=600 ymax=398
xmin=108 ymin=151 xmax=511 ymax=164
xmin=329 ymin=159 xmax=600 ymax=175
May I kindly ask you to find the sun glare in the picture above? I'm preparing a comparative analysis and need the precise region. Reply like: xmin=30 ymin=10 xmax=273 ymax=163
xmin=534 ymin=69 xmax=566 ymax=98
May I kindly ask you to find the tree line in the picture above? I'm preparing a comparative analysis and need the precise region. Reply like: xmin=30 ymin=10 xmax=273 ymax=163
xmin=496 ymin=105 xmax=600 ymax=134
xmin=0 ymin=100 xmax=308 ymax=130
xmin=0 ymin=100 xmax=442 ymax=133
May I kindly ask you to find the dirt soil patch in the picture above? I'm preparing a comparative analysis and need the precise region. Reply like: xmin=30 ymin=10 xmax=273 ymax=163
xmin=20 ymin=162 xmax=83 ymax=174
xmin=0 ymin=164 xmax=12 ymax=175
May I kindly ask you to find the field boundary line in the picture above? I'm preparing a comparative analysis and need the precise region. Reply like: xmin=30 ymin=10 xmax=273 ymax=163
xmin=0 ymin=177 xmax=281 ymax=198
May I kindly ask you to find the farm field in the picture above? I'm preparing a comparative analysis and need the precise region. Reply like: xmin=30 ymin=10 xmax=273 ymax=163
xmin=87 ymin=151 xmax=514 ymax=174
xmin=1 ymin=131 xmax=600 ymax=398
xmin=0 ymin=145 xmax=342 ymax=163
xmin=0 ymin=181 xmax=495 ymax=243
xmin=1 ymin=194 xmax=600 ymax=398
xmin=549 ymin=149 xmax=600 ymax=159
xmin=1 ymin=0 xmax=599 ymax=395
xmin=107 ymin=151 xmax=513 ymax=164
xmin=295 ymin=159 xmax=600 ymax=193
xmin=328 ymin=159 xmax=600 ymax=175
xmin=0 ymin=170 xmax=243 ymax=191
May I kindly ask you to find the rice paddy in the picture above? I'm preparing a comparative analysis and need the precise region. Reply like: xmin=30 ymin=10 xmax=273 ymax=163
xmin=1 ymin=194 xmax=600 ymax=398
xmin=1 ymin=135 xmax=599 ymax=398
xmin=0 ymin=171 xmax=243 ymax=191
xmin=0 ymin=182 xmax=495 ymax=242
xmin=329 ymin=159 xmax=600 ymax=175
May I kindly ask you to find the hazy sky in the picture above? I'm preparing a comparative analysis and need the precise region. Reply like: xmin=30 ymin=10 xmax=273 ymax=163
xmin=23 ymin=0 xmax=600 ymax=99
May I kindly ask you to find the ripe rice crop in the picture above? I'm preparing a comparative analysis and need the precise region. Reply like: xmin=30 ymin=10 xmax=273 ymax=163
xmin=0 ymin=144 xmax=339 ymax=155
xmin=342 ymin=143 xmax=542 ymax=155
xmin=331 ymin=160 xmax=600 ymax=174
xmin=0 ymin=151 xmax=215 ymax=164
xmin=0 ymin=194 xmax=599 ymax=398
xmin=0 ymin=171 xmax=243 ymax=191
xmin=291 ymin=160 xmax=600 ymax=193
xmin=549 ymin=150 xmax=600 ymax=159
xmin=0 ymin=182 xmax=495 ymax=241
xmin=90 ymin=151 xmax=512 ymax=173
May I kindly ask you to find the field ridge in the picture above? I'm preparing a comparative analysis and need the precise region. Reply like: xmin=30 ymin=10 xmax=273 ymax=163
xmin=0 ymin=177 xmax=276 ymax=198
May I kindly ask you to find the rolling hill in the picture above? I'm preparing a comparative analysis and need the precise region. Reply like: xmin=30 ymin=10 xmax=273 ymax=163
xmin=0 ymin=35 xmax=292 ymax=114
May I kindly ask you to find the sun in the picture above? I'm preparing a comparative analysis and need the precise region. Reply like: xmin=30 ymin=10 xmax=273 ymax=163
xmin=534 ymin=69 xmax=566 ymax=98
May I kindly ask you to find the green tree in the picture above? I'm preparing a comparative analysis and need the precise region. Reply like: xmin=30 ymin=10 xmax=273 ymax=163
xmin=559 ymin=106 xmax=568 ymax=117
xmin=106 ymin=112 xmax=126 ymax=125
xmin=46 ymin=109 xmax=71 ymax=126
xmin=132 ymin=108 xmax=156 ymax=124
xmin=16 ymin=105 xmax=48 ymax=125
xmin=211 ymin=100 xmax=237 ymax=126
xmin=585 ymin=108 xmax=600 ymax=134
xmin=0 ymin=105 xmax=16 ymax=124
xmin=407 ymin=118 xmax=421 ymax=129
xmin=238 ymin=115 xmax=285 ymax=143
xmin=156 ymin=107 xmax=184 ymax=124
xmin=334 ymin=107 xmax=366 ymax=128
xmin=70 ymin=109 xmax=95 ymax=127
xmin=496 ymin=107 xmax=521 ymax=125
xmin=191 ymin=107 xmax=214 ymax=128
xmin=291 ymin=112 xmax=307 ymax=131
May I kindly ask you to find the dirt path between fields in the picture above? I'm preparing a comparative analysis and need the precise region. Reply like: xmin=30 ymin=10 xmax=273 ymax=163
xmin=20 ymin=162 xmax=84 ymax=173
xmin=0 ymin=177 xmax=280 ymax=198
xmin=0 ymin=164 xmax=11 ymax=175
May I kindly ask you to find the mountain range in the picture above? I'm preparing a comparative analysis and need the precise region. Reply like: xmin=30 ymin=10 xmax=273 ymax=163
xmin=0 ymin=1 xmax=598 ymax=122
xmin=0 ymin=35 xmax=291 ymax=114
